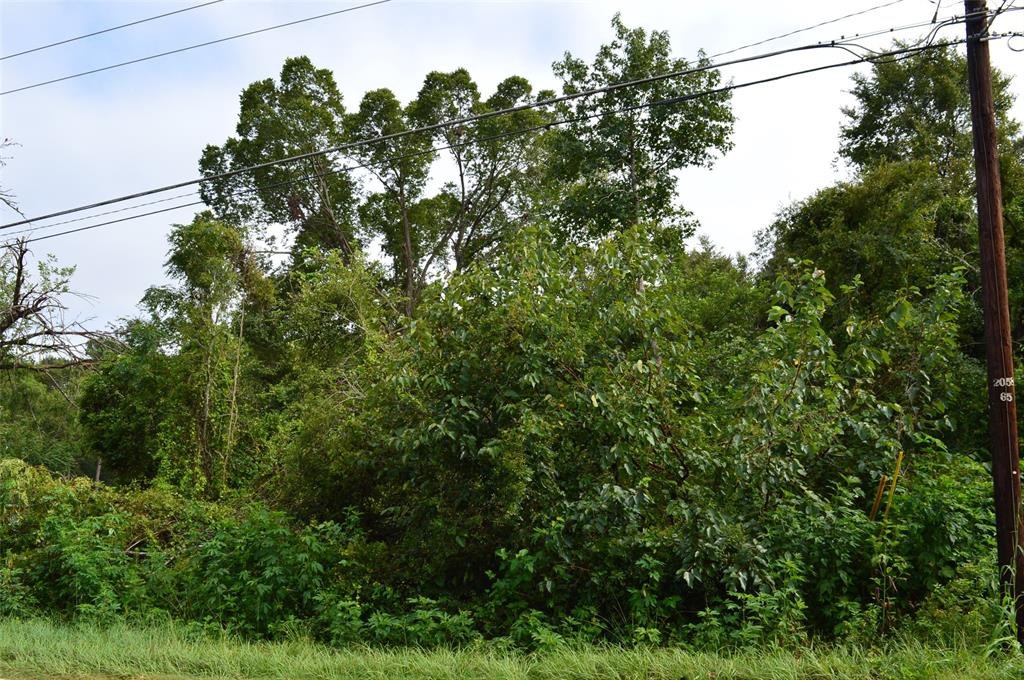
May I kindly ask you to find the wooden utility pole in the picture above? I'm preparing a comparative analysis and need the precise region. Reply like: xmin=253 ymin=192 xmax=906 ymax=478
xmin=965 ymin=0 xmax=1024 ymax=644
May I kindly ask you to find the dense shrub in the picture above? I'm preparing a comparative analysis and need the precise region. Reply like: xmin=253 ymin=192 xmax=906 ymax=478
xmin=0 ymin=231 xmax=1006 ymax=648
xmin=267 ymin=228 xmax=999 ymax=644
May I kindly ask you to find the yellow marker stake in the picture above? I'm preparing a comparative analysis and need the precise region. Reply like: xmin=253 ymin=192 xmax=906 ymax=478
xmin=882 ymin=451 xmax=904 ymax=522
xmin=869 ymin=474 xmax=888 ymax=521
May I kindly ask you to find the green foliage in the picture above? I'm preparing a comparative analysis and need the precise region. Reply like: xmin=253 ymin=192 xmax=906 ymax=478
xmin=687 ymin=559 xmax=808 ymax=650
xmin=0 ymin=230 xmax=1006 ymax=643
xmin=79 ymin=321 xmax=168 ymax=482
xmin=769 ymin=41 xmax=1024 ymax=349
xmin=3 ymin=17 xmax=1018 ymax=654
xmin=0 ymin=459 xmax=359 ymax=636
xmin=0 ymin=241 xmax=77 ymax=367
xmin=759 ymin=162 xmax=976 ymax=321
xmin=183 ymin=509 xmax=358 ymax=637
xmin=200 ymin=14 xmax=735 ymax=312
xmin=98 ymin=214 xmax=268 ymax=497
xmin=0 ymin=369 xmax=85 ymax=474
xmin=840 ymin=42 xmax=1020 ymax=189
xmin=410 ymin=70 xmax=545 ymax=273
xmin=545 ymin=14 xmax=734 ymax=239
xmin=199 ymin=56 xmax=358 ymax=254
xmin=907 ymin=560 xmax=1009 ymax=647
xmin=274 ymin=223 xmax=990 ymax=643
xmin=1 ymin=459 xmax=140 ymax=619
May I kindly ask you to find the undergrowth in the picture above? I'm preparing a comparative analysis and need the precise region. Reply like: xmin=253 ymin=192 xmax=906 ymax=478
xmin=2 ymin=618 xmax=1023 ymax=680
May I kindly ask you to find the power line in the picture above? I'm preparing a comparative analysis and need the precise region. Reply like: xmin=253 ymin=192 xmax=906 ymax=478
xmin=1 ymin=0 xmax=226 ymax=61
xmin=1 ymin=191 xmax=202 ymax=238
xmin=16 ymin=40 xmax=969 ymax=246
xmin=709 ymin=0 xmax=908 ymax=59
xmin=0 ymin=33 xmax=966 ymax=233
xmin=0 ymin=0 xmax=394 ymax=96
xmin=822 ymin=4 xmax=1020 ymax=51
xmin=12 ymin=7 xmax=990 ymax=241
xmin=22 ymin=201 xmax=206 ymax=243
xmin=986 ymin=0 xmax=1015 ymax=30
xmin=5 ymin=3 xmax=1004 ymax=236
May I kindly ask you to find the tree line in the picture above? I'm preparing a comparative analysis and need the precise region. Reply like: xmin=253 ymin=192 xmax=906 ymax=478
xmin=2 ymin=19 xmax=1024 ymax=647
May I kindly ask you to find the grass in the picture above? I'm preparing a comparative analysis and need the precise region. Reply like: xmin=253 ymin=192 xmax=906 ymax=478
xmin=1 ymin=618 xmax=1023 ymax=680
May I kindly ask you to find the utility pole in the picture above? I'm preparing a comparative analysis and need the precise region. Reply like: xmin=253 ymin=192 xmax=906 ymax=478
xmin=964 ymin=0 xmax=1024 ymax=644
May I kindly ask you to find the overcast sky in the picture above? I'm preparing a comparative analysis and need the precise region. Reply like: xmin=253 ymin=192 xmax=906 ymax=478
xmin=2 ymin=0 xmax=1023 ymax=329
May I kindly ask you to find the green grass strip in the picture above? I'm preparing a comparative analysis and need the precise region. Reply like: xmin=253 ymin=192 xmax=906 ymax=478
xmin=1 ymin=618 xmax=1023 ymax=680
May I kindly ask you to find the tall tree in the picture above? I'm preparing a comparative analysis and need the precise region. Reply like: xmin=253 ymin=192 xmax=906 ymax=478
xmin=544 ymin=14 xmax=734 ymax=241
xmin=759 ymin=162 xmax=976 ymax=319
xmin=763 ymin=43 xmax=1024 ymax=340
xmin=839 ymin=42 xmax=1022 ymax=190
xmin=346 ymin=88 xmax=436 ymax=316
xmin=346 ymin=71 xmax=546 ymax=316
xmin=141 ymin=214 xmax=257 ymax=497
xmin=199 ymin=57 xmax=359 ymax=257
xmin=409 ymin=70 xmax=547 ymax=272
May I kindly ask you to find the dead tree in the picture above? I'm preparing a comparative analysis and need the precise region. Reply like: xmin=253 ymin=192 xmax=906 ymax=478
xmin=0 ymin=238 xmax=108 ymax=372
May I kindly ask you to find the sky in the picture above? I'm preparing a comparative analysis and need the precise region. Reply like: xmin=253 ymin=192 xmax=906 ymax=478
xmin=1 ymin=0 xmax=1023 ymax=329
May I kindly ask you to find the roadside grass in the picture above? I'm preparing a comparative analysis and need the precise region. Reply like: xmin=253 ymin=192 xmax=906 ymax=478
xmin=2 ymin=618 xmax=1023 ymax=680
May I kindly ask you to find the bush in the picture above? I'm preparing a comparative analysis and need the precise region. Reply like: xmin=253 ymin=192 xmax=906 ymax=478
xmin=182 ymin=509 xmax=361 ymax=637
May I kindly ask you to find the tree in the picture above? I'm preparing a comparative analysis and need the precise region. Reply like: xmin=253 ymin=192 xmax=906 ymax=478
xmin=276 ymin=224 xmax=980 ymax=636
xmin=759 ymin=161 xmax=976 ymax=320
xmin=203 ymin=57 xmax=545 ymax=317
xmin=346 ymin=87 xmax=436 ymax=316
xmin=1 ymin=145 xmax=102 ymax=372
xmin=0 ymin=239 xmax=97 ymax=372
xmin=0 ymin=152 xmax=106 ymax=479
xmin=763 ymin=42 xmax=1024 ymax=342
xmin=199 ymin=57 xmax=359 ymax=257
xmin=839 ymin=42 xmax=1022 ymax=190
xmin=0 ymin=142 xmax=99 ymax=369
xmin=139 ymin=214 xmax=260 ymax=497
xmin=78 ymin=320 xmax=169 ymax=482
xmin=0 ymin=367 xmax=87 ymax=475
xmin=543 ymin=14 xmax=734 ymax=241
xmin=409 ymin=70 xmax=547 ymax=272
xmin=348 ymin=72 xmax=548 ymax=316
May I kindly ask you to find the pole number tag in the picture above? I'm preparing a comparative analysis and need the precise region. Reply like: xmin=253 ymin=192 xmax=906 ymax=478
xmin=994 ymin=377 xmax=1015 ymax=402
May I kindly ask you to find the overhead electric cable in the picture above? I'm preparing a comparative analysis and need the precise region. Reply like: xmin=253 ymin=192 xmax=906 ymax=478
xmin=6 ymin=4 xmax=1005 ymax=236
xmin=21 ymin=202 xmax=206 ymax=243
xmin=2 ymin=191 xmax=202 ymax=237
xmin=986 ymin=0 xmax=1015 ymax=30
xmin=0 ymin=0 xmax=393 ymax=96
xmin=824 ymin=5 xmax=1020 ymax=50
xmin=0 ymin=32 xmax=975 ymax=233
xmin=709 ymin=0 xmax=908 ymax=59
xmin=1 ymin=0 xmax=226 ymax=61
xmin=16 ymin=39 xmax=971 ymax=246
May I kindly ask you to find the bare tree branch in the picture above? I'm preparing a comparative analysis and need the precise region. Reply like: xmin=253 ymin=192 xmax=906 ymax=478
xmin=1 ymin=239 xmax=113 ymax=374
